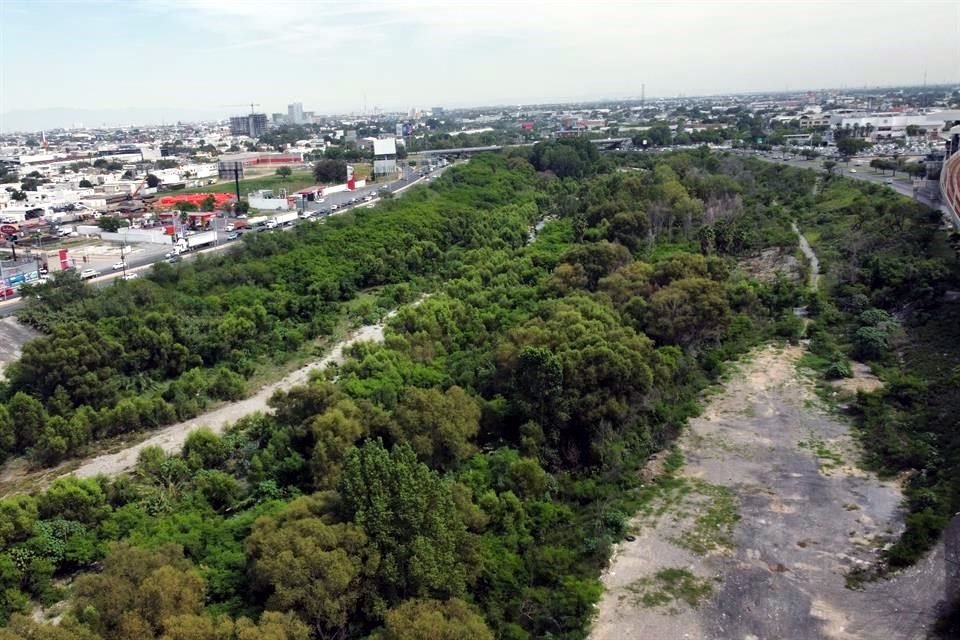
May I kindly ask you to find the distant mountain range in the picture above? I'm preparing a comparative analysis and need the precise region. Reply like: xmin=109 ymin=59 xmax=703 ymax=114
xmin=0 ymin=107 xmax=234 ymax=133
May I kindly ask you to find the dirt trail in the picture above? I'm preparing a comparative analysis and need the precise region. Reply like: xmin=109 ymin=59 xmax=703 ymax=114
xmin=0 ymin=303 xmax=420 ymax=492
xmin=792 ymin=221 xmax=821 ymax=289
xmin=71 ymin=314 xmax=403 ymax=479
xmin=592 ymin=345 xmax=945 ymax=640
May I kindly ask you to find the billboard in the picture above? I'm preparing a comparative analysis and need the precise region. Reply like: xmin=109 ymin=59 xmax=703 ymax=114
xmin=346 ymin=165 xmax=355 ymax=191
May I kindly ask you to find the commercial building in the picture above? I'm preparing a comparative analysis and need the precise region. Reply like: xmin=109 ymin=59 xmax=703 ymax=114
xmin=828 ymin=109 xmax=960 ymax=140
xmin=288 ymin=103 xmax=305 ymax=125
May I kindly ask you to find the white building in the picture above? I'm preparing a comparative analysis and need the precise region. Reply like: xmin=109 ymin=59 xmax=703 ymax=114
xmin=829 ymin=109 xmax=960 ymax=139
xmin=288 ymin=103 xmax=305 ymax=125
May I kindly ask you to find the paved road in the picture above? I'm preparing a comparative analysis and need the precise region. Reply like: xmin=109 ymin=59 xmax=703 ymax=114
xmin=0 ymin=164 xmax=445 ymax=318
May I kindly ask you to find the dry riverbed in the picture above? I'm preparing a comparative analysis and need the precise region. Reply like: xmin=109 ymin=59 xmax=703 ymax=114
xmin=592 ymin=344 xmax=945 ymax=640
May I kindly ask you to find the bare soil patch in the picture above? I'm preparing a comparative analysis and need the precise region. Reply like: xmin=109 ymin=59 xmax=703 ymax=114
xmin=738 ymin=248 xmax=803 ymax=284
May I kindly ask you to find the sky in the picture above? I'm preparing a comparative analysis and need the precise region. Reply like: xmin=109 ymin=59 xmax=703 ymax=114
xmin=1 ymin=0 xmax=959 ymax=130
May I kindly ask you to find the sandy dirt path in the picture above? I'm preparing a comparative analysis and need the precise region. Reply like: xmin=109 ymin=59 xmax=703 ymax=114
xmin=71 ymin=314 xmax=401 ymax=479
xmin=591 ymin=345 xmax=945 ymax=640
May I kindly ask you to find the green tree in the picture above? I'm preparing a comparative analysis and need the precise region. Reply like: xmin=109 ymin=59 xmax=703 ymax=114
xmin=78 ymin=179 xmax=94 ymax=188
xmin=0 ymin=405 xmax=14 ymax=458
xmin=391 ymin=386 xmax=481 ymax=470
xmin=275 ymin=167 xmax=292 ymax=178
xmin=0 ymin=495 xmax=38 ymax=546
xmin=373 ymin=598 xmax=494 ymax=640
xmin=246 ymin=495 xmax=375 ymax=636
xmin=644 ymin=277 xmax=731 ymax=345
xmin=98 ymin=216 xmax=127 ymax=232
xmin=37 ymin=477 xmax=110 ymax=524
xmin=8 ymin=392 xmax=47 ymax=448
xmin=338 ymin=441 xmax=469 ymax=609
xmin=313 ymin=159 xmax=348 ymax=183
xmin=146 ymin=174 xmax=161 ymax=188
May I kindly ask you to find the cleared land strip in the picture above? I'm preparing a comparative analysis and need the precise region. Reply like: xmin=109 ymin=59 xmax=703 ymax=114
xmin=591 ymin=345 xmax=945 ymax=640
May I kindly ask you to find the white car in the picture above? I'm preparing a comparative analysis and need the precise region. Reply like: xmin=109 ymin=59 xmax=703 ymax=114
xmin=122 ymin=273 xmax=138 ymax=280
xmin=112 ymin=261 xmax=126 ymax=270
xmin=80 ymin=268 xmax=100 ymax=280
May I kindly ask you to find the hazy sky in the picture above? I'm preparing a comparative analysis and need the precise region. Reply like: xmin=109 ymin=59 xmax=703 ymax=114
xmin=1 ymin=0 xmax=959 ymax=126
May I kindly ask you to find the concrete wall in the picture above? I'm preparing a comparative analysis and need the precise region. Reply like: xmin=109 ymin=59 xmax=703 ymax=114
xmin=249 ymin=196 xmax=289 ymax=211
xmin=322 ymin=180 xmax=366 ymax=196
xmin=101 ymin=229 xmax=173 ymax=245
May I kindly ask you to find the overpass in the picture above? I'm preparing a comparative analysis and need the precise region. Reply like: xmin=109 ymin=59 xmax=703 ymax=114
xmin=942 ymin=151 xmax=960 ymax=230
xmin=410 ymin=137 xmax=631 ymax=158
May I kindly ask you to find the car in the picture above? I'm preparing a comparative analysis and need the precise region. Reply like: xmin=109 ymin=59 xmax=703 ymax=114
xmin=166 ymin=255 xmax=181 ymax=264
xmin=330 ymin=204 xmax=339 ymax=211
xmin=850 ymin=169 xmax=857 ymax=173
xmin=226 ymin=232 xmax=239 ymax=240
xmin=164 ymin=252 xmax=173 ymax=259
xmin=224 ymin=223 xmax=235 ymax=231
xmin=122 ymin=273 xmax=139 ymax=280
xmin=364 ymin=195 xmax=374 ymax=202
xmin=112 ymin=261 xmax=126 ymax=270
xmin=80 ymin=268 xmax=100 ymax=279
xmin=236 ymin=213 xmax=248 ymax=219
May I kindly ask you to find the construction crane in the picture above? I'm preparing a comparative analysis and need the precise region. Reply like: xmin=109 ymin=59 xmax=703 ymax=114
xmin=219 ymin=103 xmax=261 ymax=114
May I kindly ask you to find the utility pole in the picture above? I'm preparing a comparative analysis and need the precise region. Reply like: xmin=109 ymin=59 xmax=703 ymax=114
xmin=120 ymin=243 xmax=127 ymax=280
xmin=233 ymin=163 xmax=241 ymax=203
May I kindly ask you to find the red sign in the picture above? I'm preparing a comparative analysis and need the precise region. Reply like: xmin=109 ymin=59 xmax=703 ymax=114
xmin=346 ymin=165 xmax=355 ymax=191
xmin=0 ymin=224 xmax=18 ymax=235
xmin=58 ymin=248 xmax=69 ymax=271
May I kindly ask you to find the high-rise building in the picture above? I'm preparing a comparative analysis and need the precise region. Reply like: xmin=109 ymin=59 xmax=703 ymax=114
xmin=248 ymin=113 xmax=267 ymax=137
xmin=229 ymin=116 xmax=249 ymax=136
xmin=272 ymin=113 xmax=287 ymax=124
xmin=288 ymin=102 xmax=305 ymax=125
xmin=229 ymin=113 xmax=268 ymax=138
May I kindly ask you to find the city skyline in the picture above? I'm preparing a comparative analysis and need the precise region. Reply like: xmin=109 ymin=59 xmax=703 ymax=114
xmin=2 ymin=0 xmax=959 ymax=130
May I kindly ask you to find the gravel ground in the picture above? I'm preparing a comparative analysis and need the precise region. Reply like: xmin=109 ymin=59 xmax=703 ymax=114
xmin=592 ymin=345 xmax=946 ymax=640
xmin=0 ymin=316 xmax=38 ymax=380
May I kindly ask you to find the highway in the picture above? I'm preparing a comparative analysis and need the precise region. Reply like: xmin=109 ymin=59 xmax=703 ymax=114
xmin=0 ymin=163 xmax=445 ymax=318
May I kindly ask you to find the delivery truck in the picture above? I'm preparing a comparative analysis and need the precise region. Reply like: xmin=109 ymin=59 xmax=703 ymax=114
xmin=273 ymin=211 xmax=298 ymax=227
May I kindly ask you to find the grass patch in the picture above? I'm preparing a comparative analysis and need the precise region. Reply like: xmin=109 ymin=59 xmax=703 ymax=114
xmin=672 ymin=481 xmax=740 ymax=555
xmin=626 ymin=568 xmax=715 ymax=610
xmin=798 ymin=433 xmax=845 ymax=473
xmin=173 ymin=170 xmax=319 ymax=196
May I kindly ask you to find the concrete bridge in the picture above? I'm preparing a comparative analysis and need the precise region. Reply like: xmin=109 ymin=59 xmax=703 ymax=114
xmin=409 ymin=137 xmax=631 ymax=159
